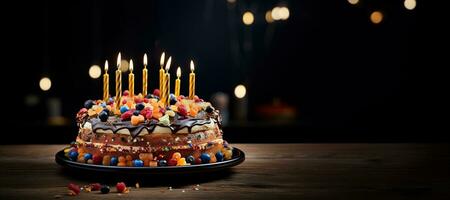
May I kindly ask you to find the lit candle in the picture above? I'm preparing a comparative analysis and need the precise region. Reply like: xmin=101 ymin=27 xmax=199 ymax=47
xmin=115 ymin=53 xmax=122 ymax=111
xmin=161 ymin=56 xmax=172 ymax=105
xmin=189 ymin=60 xmax=196 ymax=99
xmin=175 ymin=67 xmax=181 ymax=97
xmin=129 ymin=59 xmax=135 ymax=97
xmin=159 ymin=52 xmax=166 ymax=94
xmin=142 ymin=53 xmax=148 ymax=96
xmin=103 ymin=60 xmax=109 ymax=102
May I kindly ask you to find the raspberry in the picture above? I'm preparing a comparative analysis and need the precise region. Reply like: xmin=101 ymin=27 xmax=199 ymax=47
xmin=68 ymin=183 xmax=80 ymax=195
xmin=153 ymin=89 xmax=160 ymax=97
xmin=116 ymin=182 xmax=127 ymax=193
xmin=123 ymin=90 xmax=129 ymax=96
xmin=90 ymin=183 xmax=101 ymax=191
xmin=92 ymin=154 xmax=102 ymax=165
xmin=121 ymin=110 xmax=134 ymax=121
xmin=178 ymin=105 xmax=188 ymax=116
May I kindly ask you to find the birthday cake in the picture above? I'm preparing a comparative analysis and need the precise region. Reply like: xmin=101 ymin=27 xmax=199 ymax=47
xmin=65 ymin=54 xmax=233 ymax=167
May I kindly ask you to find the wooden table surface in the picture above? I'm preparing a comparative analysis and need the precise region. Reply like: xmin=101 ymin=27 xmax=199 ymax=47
xmin=0 ymin=144 xmax=449 ymax=199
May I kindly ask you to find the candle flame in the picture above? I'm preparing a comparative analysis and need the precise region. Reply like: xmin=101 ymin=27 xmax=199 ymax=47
xmin=165 ymin=56 xmax=172 ymax=71
xmin=104 ymin=60 xmax=109 ymax=71
xmin=143 ymin=53 xmax=148 ymax=66
xmin=176 ymin=67 xmax=181 ymax=78
xmin=117 ymin=52 xmax=121 ymax=69
xmin=129 ymin=59 xmax=134 ymax=72
xmin=160 ymin=52 xmax=165 ymax=68
xmin=190 ymin=60 xmax=195 ymax=72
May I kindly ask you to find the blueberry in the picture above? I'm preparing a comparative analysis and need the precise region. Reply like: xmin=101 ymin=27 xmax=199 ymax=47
xmin=100 ymin=185 xmax=110 ymax=194
xmin=110 ymin=156 xmax=118 ymax=166
xmin=84 ymin=153 xmax=92 ymax=161
xmin=69 ymin=151 xmax=78 ymax=161
xmin=133 ymin=159 xmax=144 ymax=167
xmin=100 ymin=102 xmax=107 ymax=108
xmin=136 ymin=103 xmax=145 ymax=111
xmin=215 ymin=152 xmax=224 ymax=162
xmin=186 ymin=155 xmax=195 ymax=164
xmin=84 ymin=100 xmax=95 ymax=109
xmin=200 ymin=153 xmax=211 ymax=164
xmin=170 ymin=97 xmax=177 ymax=105
xmin=133 ymin=110 xmax=141 ymax=116
xmin=145 ymin=94 xmax=153 ymax=99
xmin=120 ymin=105 xmax=129 ymax=114
xmin=158 ymin=159 xmax=168 ymax=167
xmin=99 ymin=111 xmax=109 ymax=122
xmin=205 ymin=106 xmax=214 ymax=113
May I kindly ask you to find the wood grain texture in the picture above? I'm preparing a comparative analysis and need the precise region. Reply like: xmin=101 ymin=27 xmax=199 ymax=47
xmin=0 ymin=144 xmax=449 ymax=200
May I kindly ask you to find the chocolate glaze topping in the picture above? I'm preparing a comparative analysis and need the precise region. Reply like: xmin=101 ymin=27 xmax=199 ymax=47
xmin=89 ymin=117 xmax=217 ymax=138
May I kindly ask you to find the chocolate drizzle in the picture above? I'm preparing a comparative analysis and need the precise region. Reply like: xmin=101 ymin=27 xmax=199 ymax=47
xmin=90 ymin=117 xmax=215 ymax=138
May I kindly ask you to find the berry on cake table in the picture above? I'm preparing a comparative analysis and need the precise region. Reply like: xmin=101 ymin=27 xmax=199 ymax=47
xmin=90 ymin=183 xmax=101 ymax=191
xmin=158 ymin=159 xmax=168 ymax=167
xmin=116 ymin=182 xmax=127 ymax=193
xmin=100 ymin=185 xmax=110 ymax=194
xmin=68 ymin=183 xmax=80 ymax=195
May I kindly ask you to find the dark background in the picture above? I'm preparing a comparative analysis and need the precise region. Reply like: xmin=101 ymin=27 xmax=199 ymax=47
xmin=1 ymin=0 xmax=447 ymax=143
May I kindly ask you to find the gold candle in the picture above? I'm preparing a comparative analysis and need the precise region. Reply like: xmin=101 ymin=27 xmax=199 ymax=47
xmin=161 ymin=56 xmax=171 ymax=106
xmin=128 ymin=59 xmax=135 ymax=97
xmin=115 ymin=53 xmax=122 ymax=110
xmin=103 ymin=60 xmax=109 ymax=102
xmin=142 ymin=53 xmax=148 ymax=96
xmin=189 ymin=60 xmax=196 ymax=99
xmin=159 ymin=52 xmax=166 ymax=93
xmin=175 ymin=67 xmax=181 ymax=97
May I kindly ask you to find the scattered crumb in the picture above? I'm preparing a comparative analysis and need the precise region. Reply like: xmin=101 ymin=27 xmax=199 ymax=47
xmin=196 ymin=184 xmax=200 ymax=187
xmin=193 ymin=187 xmax=199 ymax=191
xmin=168 ymin=186 xmax=172 ymax=191
xmin=135 ymin=183 xmax=140 ymax=189
xmin=182 ymin=189 xmax=185 ymax=193
xmin=54 ymin=194 xmax=62 ymax=199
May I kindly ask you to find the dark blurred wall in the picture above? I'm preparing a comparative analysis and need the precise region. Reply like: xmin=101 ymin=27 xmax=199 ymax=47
xmin=1 ymin=0 xmax=447 ymax=143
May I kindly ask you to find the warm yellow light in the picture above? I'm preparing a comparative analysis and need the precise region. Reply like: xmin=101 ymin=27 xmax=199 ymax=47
xmin=120 ymin=59 xmax=129 ymax=72
xmin=176 ymin=67 xmax=181 ymax=78
xmin=129 ymin=59 xmax=134 ymax=72
xmin=404 ymin=0 xmax=416 ymax=10
xmin=117 ymin=52 xmax=121 ymax=68
xmin=279 ymin=7 xmax=290 ymax=20
xmin=234 ymin=84 xmax=246 ymax=99
xmin=265 ymin=10 xmax=274 ymax=23
xmin=370 ymin=11 xmax=383 ymax=24
xmin=160 ymin=52 xmax=165 ymax=67
xmin=190 ymin=60 xmax=195 ymax=72
xmin=104 ymin=60 xmax=108 ymax=72
xmin=39 ymin=77 xmax=52 ymax=91
xmin=143 ymin=53 xmax=148 ymax=66
xmin=272 ymin=7 xmax=282 ymax=21
xmin=89 ymin=65 xmax=102 ymax=79
xmin=242 ymin=11 xmax=254 ymax=26
xmin=165 ymin=56 xmax=172 ymax=71
xmin=227 ymin=0 xmax=236 ymax=3
xmin=347 ymin=0 xmax=359 ymax=5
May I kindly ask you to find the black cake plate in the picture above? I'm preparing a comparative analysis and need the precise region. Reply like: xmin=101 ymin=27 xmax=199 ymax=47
xmin=55 ymin=147 xmax=245 ymax=175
